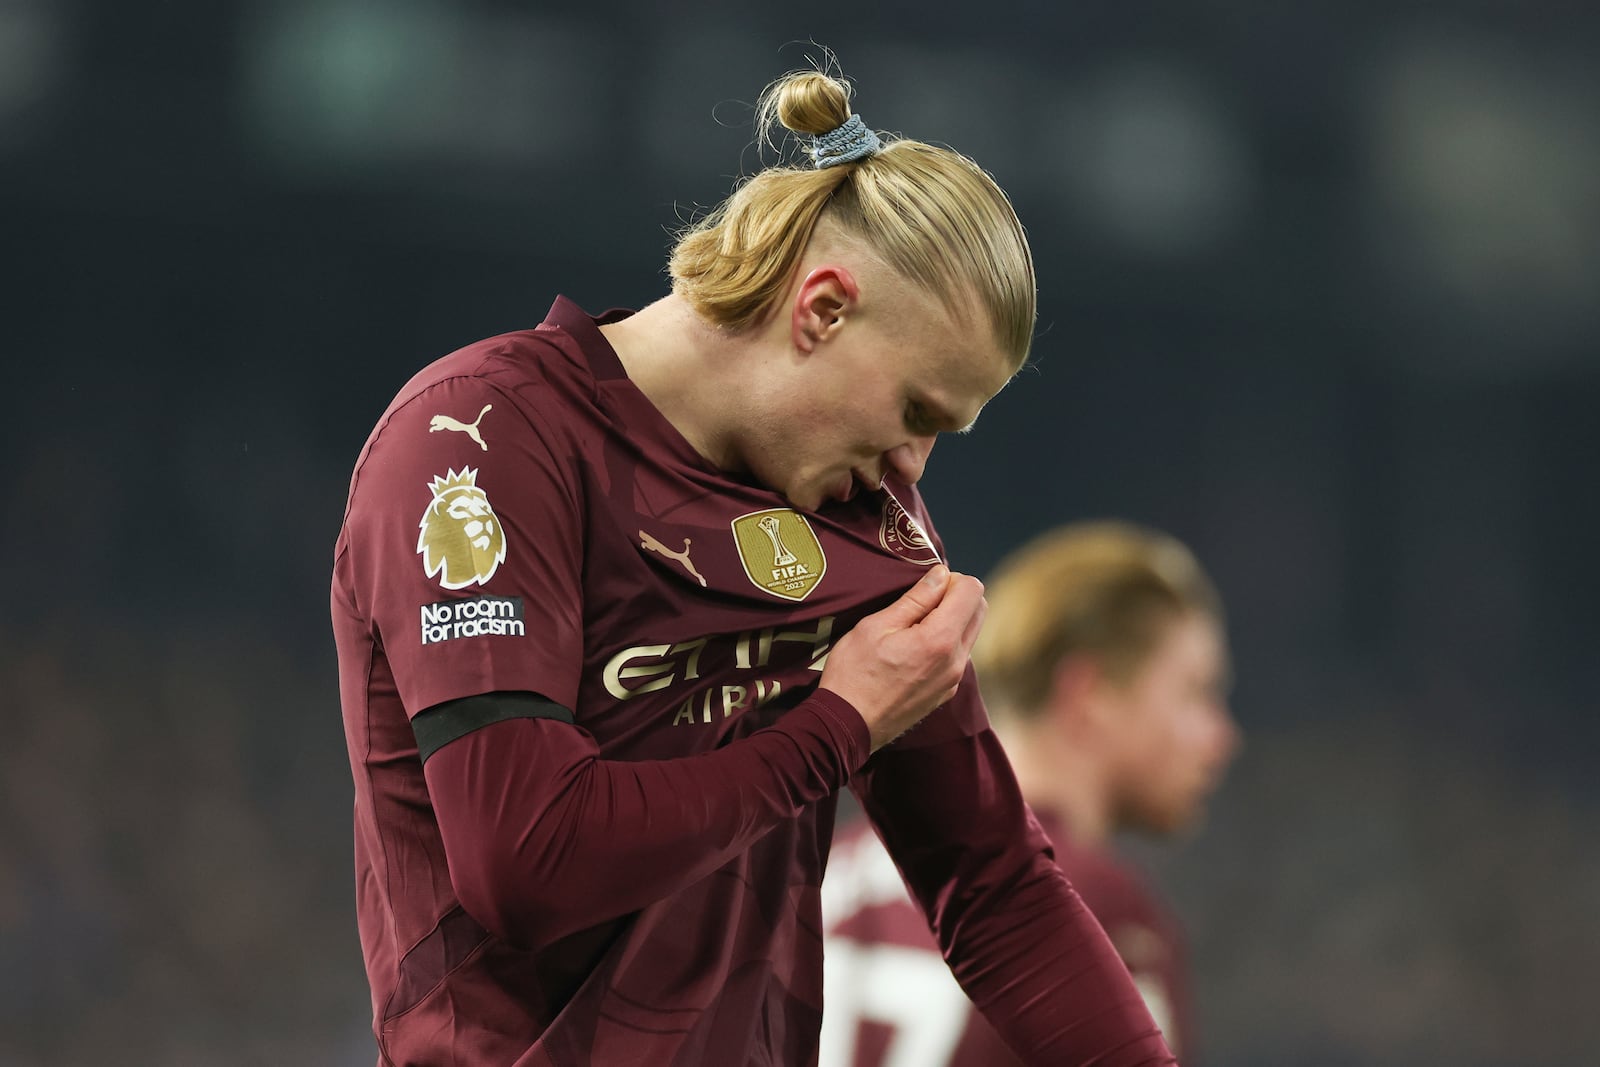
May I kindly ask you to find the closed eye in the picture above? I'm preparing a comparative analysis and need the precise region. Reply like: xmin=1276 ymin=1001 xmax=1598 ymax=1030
xmin=904 ymin=400 xmax=941 ymax=436
xmin=905 ymin=397 xmax=979 ymax=436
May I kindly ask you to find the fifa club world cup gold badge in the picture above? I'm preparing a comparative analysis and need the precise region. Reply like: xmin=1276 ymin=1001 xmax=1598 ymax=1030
xmin=731 ymin=508 xmax=827 ymax=601
xmin=417 ymin=467 xmax=507 ymax=589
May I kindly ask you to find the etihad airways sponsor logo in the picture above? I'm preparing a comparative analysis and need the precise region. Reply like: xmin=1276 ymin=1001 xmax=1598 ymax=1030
xmin=420 ymin=595 xmax=525 ymax=645
xmin=601 ymin=615 xmax=835 ymax=726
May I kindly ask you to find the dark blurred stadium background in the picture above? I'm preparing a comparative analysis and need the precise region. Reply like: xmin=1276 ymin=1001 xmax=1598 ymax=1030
xmin=4 ymin=2 xmax=1597 ymax=1064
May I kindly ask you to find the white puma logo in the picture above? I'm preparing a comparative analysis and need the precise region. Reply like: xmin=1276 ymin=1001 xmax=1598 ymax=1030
xmin=429 ymin=404 xmax=493 ymax=451
xmin=640 ymin=531 xmax=707 ymax=587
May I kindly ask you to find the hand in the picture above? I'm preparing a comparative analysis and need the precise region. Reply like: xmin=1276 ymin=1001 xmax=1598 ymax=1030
xmin=819 ymin=565 xmax=987 ymax=751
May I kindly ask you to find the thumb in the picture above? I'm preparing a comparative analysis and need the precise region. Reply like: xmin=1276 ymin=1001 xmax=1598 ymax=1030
xmin=877 ymin=565 xmax=950 ymax=628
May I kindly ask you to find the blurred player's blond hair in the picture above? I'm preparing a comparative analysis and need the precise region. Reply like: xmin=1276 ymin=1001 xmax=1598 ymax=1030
xmin=974 ymin=521 xmax=1223 ymax=720
xmin=669 ymin=65 xmax=1036 ymax=369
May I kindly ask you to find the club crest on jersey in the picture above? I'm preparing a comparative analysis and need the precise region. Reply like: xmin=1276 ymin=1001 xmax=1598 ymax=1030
xmin=880 ymin=494 xmax=941 ymax=566
xmin=731 ymin=508 xmax=827 ymax=601
xmin=417 ymin=467 xmax=506 ymax=589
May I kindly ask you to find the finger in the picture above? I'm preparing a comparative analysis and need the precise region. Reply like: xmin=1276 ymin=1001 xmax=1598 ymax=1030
xmin=916 ymin=573 xmax=984 ymax=640
xmin=958 ymin=593 xmax=987 ymax=652
xmin=875 ymin=564 xmax=950 ymax=628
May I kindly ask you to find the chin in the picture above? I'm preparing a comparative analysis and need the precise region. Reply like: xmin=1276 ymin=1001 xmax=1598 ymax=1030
xmin=783 ymin=482 xmax=832 ymax=512
xmin=761 ymin=477 xmax=809 ymax=511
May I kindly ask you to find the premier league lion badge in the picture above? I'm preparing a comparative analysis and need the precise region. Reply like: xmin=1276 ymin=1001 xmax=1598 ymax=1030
xmin=417 ymin=467 xmax=507 ymax=589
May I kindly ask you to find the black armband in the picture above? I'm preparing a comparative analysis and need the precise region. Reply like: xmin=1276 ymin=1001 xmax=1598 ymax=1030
xmin=412 ymin=691 xmax=575 ymax=761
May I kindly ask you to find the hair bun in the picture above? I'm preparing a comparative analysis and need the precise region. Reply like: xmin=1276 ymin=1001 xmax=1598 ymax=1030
xmin=759 ymin=70 xmax=853 ymax=140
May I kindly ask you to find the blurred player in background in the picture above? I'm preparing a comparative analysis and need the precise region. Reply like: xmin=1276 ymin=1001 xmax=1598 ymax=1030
xmin=821 ymin=521 xmax=1240 ymax=1066
xmin=332 ymin=57 xmax=1179 ymax=1066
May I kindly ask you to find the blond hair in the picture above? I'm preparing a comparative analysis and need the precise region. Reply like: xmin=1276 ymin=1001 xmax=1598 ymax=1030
xmin=973 ymin=522 xmax=1222 ymax=720
xmin=668 ymin=66 xmax=1036 ymax=367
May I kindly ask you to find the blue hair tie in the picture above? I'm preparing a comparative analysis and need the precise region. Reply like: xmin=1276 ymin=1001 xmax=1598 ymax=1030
xmin=809 ymin=114 xmax=881 ymax=169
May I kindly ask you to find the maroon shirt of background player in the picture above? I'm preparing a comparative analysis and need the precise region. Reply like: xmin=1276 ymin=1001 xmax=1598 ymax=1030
xmin=821 ymin=811 xmax=1193 ymax=1067
xmin=331 ymin=297 xmax=1176 ymax=1066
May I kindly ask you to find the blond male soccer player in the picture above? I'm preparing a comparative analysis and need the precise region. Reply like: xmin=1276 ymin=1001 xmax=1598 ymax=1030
xmin=332 ymin=63 xmax=1180 ymax=1066
xmin=821 ymin=522 xmax=1240 ymax=1066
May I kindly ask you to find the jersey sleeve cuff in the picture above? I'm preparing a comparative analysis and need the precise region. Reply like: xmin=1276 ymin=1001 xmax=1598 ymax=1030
xmin=801 ymin=688 xmax=873 ymax=779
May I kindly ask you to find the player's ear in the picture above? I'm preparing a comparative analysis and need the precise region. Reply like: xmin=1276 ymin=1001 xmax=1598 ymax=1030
xmin=791 ymin=266 xmax=859 ymax=353
xmin=1047 ymin=654 xmax=1105 ymax=730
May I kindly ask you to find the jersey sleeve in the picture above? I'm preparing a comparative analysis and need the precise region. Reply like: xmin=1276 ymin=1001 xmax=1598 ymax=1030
xmin=340 ymin=375 xmax=585 ymax=715
xmin=852 ymin=708 xmax=1177 ymax=1067
xmin=424 ymin=689 xmax=871 ymax=950
xmin=1069 ymin=862 xmax=1192 ymax=1059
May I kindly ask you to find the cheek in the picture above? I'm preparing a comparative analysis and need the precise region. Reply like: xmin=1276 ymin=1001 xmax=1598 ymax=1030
xmin=1163 ymin=702 xmax=1202 ymax=742
xmin=1179 ymin=704 xmax=1229 ymax=754
xmin=742 ymin=419 xmax=828 ymax=497
xmin=1137 ymin=702 xmax=1202 ymax=772
xmin=814 ymin=378 xmax=895 ymax=444
xmin=1144 ymin=724 xmax=1191 ymax=782
xmin=793 ymin=408 xmax=867 ymax=460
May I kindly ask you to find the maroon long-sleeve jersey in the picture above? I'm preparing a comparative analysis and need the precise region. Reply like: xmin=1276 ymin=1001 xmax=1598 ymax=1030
xmin=821 ymin=812 xmax=1194 ymax=1066
xmin=331 ymin=297 xmax=1175 ymax=1065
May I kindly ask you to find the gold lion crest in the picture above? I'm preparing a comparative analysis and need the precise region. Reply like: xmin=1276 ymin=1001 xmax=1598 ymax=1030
xmin=417 ymin=467 xmax=506 ymax=589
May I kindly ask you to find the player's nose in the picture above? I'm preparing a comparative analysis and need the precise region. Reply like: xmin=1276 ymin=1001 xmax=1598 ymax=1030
xmin=1211 ymin=701 xmax=1243 ymax=766
xmin=883 ymin=436 xmax=937 ymax=485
